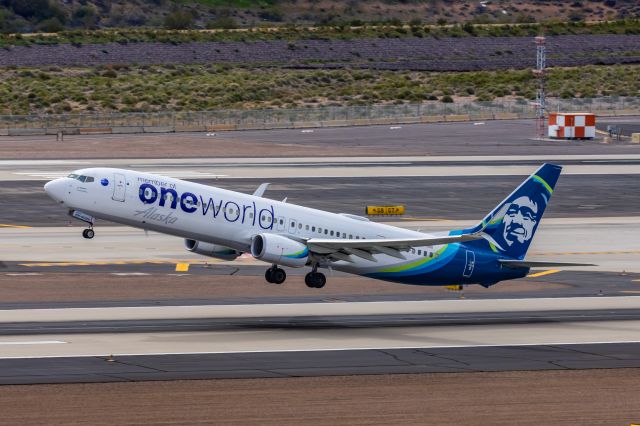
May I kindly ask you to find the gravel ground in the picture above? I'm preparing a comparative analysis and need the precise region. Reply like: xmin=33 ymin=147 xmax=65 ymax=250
xmin=0 ymin=369 xmax=638 ymax=425
xmin=0 ymin=272 xmax=565 ymax=304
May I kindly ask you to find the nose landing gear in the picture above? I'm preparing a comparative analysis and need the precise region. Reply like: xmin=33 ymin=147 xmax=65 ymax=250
xmin=82 ymin=228 xmax=95 ymax=239
xmin=70 ymin=210 xmax=96 ymax=240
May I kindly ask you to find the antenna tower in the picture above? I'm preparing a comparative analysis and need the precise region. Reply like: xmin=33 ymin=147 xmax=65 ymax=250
xmin=533 ymin=36 xmax=546 ymax=139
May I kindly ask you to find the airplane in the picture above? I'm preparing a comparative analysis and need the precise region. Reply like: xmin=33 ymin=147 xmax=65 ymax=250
xmin=43 ymin=163 xmax=589 ymax=289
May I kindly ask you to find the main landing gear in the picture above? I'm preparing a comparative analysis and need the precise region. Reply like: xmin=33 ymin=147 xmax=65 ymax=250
xmin=265 ymin=265 xmax=286 ymax=284
xmin=305 ymin=265 xmax=326 ymax=289
xmin=82 ymin=228 xmax=95 ymax=239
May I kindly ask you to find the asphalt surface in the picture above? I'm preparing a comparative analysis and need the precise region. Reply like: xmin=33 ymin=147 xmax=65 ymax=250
xmin=1 ymin=343 xmax=639 ymax=385
xmin=0 ymin=269 xmax=637 ymax=309
xmin=1 ymin=118 xmax=640 ymax=160
xmin=0 ymin=117 xmax=638 ymax=388
xmin=4 ymin=173 xmax=640 ymax=226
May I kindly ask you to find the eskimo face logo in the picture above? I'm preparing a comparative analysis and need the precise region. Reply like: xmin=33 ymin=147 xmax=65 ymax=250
xmin=502 ymin=196 xmax=539 ymax=246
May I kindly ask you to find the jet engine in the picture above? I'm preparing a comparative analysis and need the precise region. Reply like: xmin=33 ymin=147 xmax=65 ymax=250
xmin=251 ymin=234 xmax=309 ymax=268
xmin=184 ymin=239 xmax=241 ymax=261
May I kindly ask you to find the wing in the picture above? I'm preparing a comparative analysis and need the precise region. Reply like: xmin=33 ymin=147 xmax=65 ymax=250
xmin=306 ymin=233 xmax=482 ymax=263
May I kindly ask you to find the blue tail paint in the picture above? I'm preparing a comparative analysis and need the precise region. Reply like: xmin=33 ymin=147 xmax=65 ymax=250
xmin=460 ymin=163 xmax=562 ymax=260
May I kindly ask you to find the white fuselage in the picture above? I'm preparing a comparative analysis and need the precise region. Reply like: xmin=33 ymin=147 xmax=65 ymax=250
xmin=44 ymin=168 xmax=444 ymax=275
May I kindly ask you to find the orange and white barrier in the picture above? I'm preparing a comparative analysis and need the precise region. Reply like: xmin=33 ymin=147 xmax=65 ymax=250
xmin=548 ymin=112 xmax=596 ymax=139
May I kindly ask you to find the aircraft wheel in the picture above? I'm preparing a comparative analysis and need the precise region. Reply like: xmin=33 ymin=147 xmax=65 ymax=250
xmin=265 ymin=268 xmax=274 ymax=283
xmin=82 ymin=229 xmax=95 ymax=239
xmin=305 ymin=272 xmax=326 ymax=289
xmin=304 ymin=272 xmax=315 ymax=288
xmin=271 ymin=268 xmax=286 ymax=284
xmin=314 ymin=273 xmax=326 ymax=289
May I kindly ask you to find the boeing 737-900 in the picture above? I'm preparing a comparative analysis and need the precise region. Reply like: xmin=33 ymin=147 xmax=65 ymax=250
xmin=43 ymin=163 xmax=588 ymax=289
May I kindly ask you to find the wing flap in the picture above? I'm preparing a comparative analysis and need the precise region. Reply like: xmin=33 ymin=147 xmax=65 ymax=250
xmin=499 ymin=260 xmax=596 ymax=268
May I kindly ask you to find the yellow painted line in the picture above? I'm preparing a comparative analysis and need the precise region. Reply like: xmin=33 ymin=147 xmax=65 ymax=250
xmin=527 ymin=269 xmax=561 ymax=278
xmin=18 ymin=259 xmax=208 ymax=267
xmin=175 ymin=263 xmax=190 ymax=272
xmin=620 ymin=291 xmax=640 ymax=294
xmin=0 ymin=224 xmax=32 ymax=229
xmin=399 ymin=218 xmax=453 ymax=222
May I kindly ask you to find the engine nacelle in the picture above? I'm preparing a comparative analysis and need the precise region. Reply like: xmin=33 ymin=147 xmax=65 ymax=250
xmin=251 ymin=233 xmax=309 ymax=268
xmin=184 ymin=239 xmax=241 ymax=261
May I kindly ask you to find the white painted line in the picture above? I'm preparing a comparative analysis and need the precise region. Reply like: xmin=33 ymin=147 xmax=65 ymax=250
xmin=300 ymin=129 xmax=314 ymax=133
xmin=389 ymin=126 xmax=402 ymax=130
xmin=111 ymin=273 xmax=150 ymax=276
xmin=0 ymin=340 xmax=66 ymax=346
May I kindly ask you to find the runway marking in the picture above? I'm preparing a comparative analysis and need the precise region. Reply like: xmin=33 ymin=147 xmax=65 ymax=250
xmin=19 ymin=260 xmax=203 ymax=267
xmin=111 ymin=273 xmax=151 ymax=276
xmin=2 ymin=340 xmax=640 ymax=360
xmin=531 ymin=250 xmax=640 ymax=256
xmin=620 ymin=291 xmax=640 ymax=294
xmin=0 ymin=340 xmax=65 ymax=346
xmin=175 ymin=263 xmax=190 ymax=272
xmin=399 ymin=217 xmax=453 ymax=222
xmin=527 ymin=269 xmax=561 ymax=278
xmin=0 ymin=224 xmax=31 ymax=229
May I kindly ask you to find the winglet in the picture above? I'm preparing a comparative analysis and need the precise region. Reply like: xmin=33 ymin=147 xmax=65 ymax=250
xmin=253 ymin=183 xmax=270 ymax=197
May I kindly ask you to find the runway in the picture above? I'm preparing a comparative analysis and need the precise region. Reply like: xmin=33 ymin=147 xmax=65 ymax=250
xmin=1 ymin=217 xmax=638 ymax=272
xmin=1 ymin=118 xmax=639 ymax=393
xmin=1 ymin=297 xmax=640 ymax=383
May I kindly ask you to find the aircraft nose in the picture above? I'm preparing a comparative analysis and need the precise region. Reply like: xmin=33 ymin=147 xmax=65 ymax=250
xmin=44 ymin=178 xmax=67 ymax=203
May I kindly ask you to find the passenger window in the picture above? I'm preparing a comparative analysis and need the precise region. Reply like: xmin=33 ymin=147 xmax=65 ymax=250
xmin=356 ymin=236 xmax=360 ymax=239
xmin=418 ymin=250 xmax=422 ymax=255
xmin=306 ymin=225 xmax=309 ymax=230
xmin=318 ymin=227 xmax=322 ymax=233
xmin=299 ymin=223 xmax=302 ymax=229
xmin=280 ymin=219 xmax=284 ymax=225
xmin=312 ymin=226 xmax=316 ymax=232
xmin=330 ymin=231 xmax=334 ymax=236
xmin=249 ymin=213 xmax=254 ymax=218
xmin=261 ymin=215 xmax=265 ymax=221
xmin=349 ymin=234 xmax=353 ymax=239
xmin=324 ymin=229 xmax=328 ymax=235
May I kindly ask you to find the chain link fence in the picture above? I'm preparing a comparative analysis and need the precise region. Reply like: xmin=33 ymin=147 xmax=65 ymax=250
xmin=1 ymin=97 xmax=639 ymax=135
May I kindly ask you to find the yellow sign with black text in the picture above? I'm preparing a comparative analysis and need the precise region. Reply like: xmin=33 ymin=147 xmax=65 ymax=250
xmin=366 ymin=205 xmax=405 ymax=216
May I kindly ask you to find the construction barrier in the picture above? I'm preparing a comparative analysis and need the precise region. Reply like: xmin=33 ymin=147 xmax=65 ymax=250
xmin=548 ymin=112 xmax=596 ymax=139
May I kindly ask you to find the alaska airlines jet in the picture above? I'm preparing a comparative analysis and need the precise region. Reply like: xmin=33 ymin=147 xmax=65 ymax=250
xmin=43 ymin=163 xmax=586 ymax=289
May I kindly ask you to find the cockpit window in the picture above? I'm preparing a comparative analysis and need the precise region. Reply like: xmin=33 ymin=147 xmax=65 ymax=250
xmin=67 ymin=174 xmax=94 ymax=183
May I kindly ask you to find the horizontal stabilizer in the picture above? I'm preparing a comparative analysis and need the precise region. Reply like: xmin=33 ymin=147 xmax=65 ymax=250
xmin=499 ymin=259 xmax=595 ymax=268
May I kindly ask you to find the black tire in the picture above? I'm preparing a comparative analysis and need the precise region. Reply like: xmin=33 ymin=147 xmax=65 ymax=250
xmin=272 ymin=268 xmax=286 ymax=284
xmin=305 ymin=273 xmax=315 ymax=288
xmin=265 ymin=268 xmax=274 ymax=283
xmin=315 ymin=273 xmax=326 ymax=289
xmin=82 ymin=229 xmax=94 ymax=239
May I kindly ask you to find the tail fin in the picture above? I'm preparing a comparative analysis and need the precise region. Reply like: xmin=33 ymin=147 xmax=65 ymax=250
xmin=461 ymin=163 xmax=562 ymax=259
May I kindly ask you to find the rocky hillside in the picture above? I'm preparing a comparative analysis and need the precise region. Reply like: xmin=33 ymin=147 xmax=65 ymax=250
xmin=0 ymin=0 xmax=639 ymax=33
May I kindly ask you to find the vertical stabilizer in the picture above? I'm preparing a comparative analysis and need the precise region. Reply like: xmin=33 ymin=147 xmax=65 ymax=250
xmin=461 ymin=163 xmax=562 ymax=259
